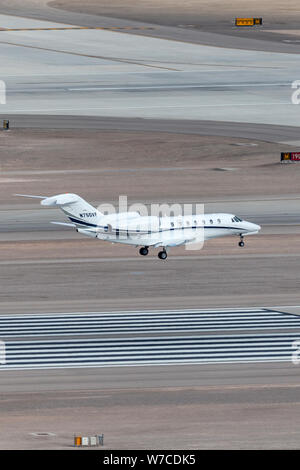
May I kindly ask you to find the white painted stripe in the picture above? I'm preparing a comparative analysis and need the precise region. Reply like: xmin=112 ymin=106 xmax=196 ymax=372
xmin=0 ymin=359 xmax=291 ymax=371
xmin=7 ymin=337 xmax=296 ymax=348
xmin=0 ymin=315 xmax=293 ymax=327
xmin=6 ymin=355 xmax=292 ymax=365
xmin=7 ymin=345 xmax=294 ymax=357
xmin=0 ymin=307 xmax=267 ymax=318
xmin=7 ymin=101 xmax=291 ymax=113
xmin=6 ymin=331 xmax=300 ymax=344
xmin=69 ymin=83 xmax=291 ymax=91
xmin=2 ymin=325 xmax=300 ymax=338
xmin=0 ymin=323 xmax=289 ymax=332
xmin=0 ymin=312 xmax=274 ymax=322
xmin=6 ymin=343 xmax=297 ymax=353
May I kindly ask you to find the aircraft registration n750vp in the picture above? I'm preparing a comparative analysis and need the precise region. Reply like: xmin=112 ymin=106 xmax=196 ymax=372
xmin=16 ymin=193 xmax=261 ymax=260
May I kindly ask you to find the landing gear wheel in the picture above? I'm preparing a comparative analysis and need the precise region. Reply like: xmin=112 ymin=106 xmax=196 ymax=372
xmin=238 ymin=234 xmax=245 ymax=248
xmin=139 ymin=247 xmax=149 ymax=256
xmin=158 ymin=250 xmax=167 ymax=260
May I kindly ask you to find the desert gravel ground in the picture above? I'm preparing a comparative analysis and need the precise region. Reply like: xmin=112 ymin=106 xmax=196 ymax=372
xmin=0 ymin=128 xmax=298 ymax=204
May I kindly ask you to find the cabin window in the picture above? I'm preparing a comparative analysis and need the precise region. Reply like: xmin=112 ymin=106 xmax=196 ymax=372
xmin=217 ymin=218 xmax=221 ymax=224
xmin=210 ymin=219 xmax=213 ymax=224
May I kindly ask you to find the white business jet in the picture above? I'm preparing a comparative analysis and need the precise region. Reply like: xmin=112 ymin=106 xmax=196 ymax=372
xmin=16 ymin=193 xmax=261 ymax=260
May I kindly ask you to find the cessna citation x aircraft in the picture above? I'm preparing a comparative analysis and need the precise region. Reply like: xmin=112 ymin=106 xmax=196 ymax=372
xmin=17 ymin=193 xmax=261 ymax=260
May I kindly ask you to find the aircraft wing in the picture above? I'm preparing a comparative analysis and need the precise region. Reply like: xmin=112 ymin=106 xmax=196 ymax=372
xmin=51 ymin=221 xmax=76 ymax=228
xmin=150 ymin=233 xmax=197 ymax=248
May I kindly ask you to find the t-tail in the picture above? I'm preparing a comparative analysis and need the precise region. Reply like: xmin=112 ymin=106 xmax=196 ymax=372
xmin=41 ymin=193 xmax=103 ymax=228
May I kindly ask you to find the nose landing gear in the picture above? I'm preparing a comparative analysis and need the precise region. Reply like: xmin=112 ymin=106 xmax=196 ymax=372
xmin=238 ymin=235 xmax=245 ymax=247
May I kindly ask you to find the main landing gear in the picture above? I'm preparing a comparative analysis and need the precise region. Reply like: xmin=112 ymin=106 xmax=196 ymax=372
xmin=138 ymin=246 xmax=168 ymax=260
xmin=238 ymin=235 xmax=245 ymax=247
xmin=158 ymin=250 xmax=167 ymax=260
xmin=139 ymin=246 xmax=149 ymax=256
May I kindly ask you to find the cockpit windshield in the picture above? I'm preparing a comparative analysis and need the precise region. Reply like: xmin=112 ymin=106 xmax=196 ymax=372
xmin=232 ymin=216 xmax=243 ymax=222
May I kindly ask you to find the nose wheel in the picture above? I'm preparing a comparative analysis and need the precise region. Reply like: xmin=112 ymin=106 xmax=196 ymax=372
xmin=238 ymin=235 xmax=245 ymax=247
xmin=139 ymin=246 xmax=149 ymax=256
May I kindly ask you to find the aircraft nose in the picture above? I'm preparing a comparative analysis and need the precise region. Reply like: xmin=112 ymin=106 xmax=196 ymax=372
xmin=251 ymin=222 xmax=261 ymax=232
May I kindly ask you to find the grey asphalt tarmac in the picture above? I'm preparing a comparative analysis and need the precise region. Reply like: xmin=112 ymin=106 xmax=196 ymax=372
xmin=2 ymin=115 xmax=300 ymax=144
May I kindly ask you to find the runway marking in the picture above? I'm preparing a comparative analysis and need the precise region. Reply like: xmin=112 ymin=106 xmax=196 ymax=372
xmin=0 ymin=308 xmax=299 ymax=370
xmin=0 ymin=40 xmax=178 ymax=71
xmin=69 ymin=83 xmax=291 ymax=92
xmin=6 ymin=101 xmax=291 ymax=114
xmin=0 ymin=332 xmax=298 ymax=370
xmin=0 ymin=308 xmax=299 ymax=338
xmin=0 ymin=167 xmax=198 ymax=175
xmin=0 ymin=307 xmax=271 ymax=317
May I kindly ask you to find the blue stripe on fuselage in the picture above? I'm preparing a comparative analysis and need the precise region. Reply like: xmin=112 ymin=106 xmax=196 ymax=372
xmin=68 ymin=216 xmax=98 ymax=227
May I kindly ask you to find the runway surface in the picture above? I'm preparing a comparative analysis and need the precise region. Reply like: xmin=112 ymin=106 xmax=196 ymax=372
xmin=1 ymin=307 xmax=300 ymax=370
xmin=0 ymin=14 xmax=299 ymax=126
xmin=0 ymin=196 xmax=299 ymax=241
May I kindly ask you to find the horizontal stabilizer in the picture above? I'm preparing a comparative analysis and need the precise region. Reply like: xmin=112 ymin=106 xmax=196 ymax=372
xmin=15 ymin=194 xmax=47 ymax=199
xmin=41 ymin=194 xmax=79 ymax=207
